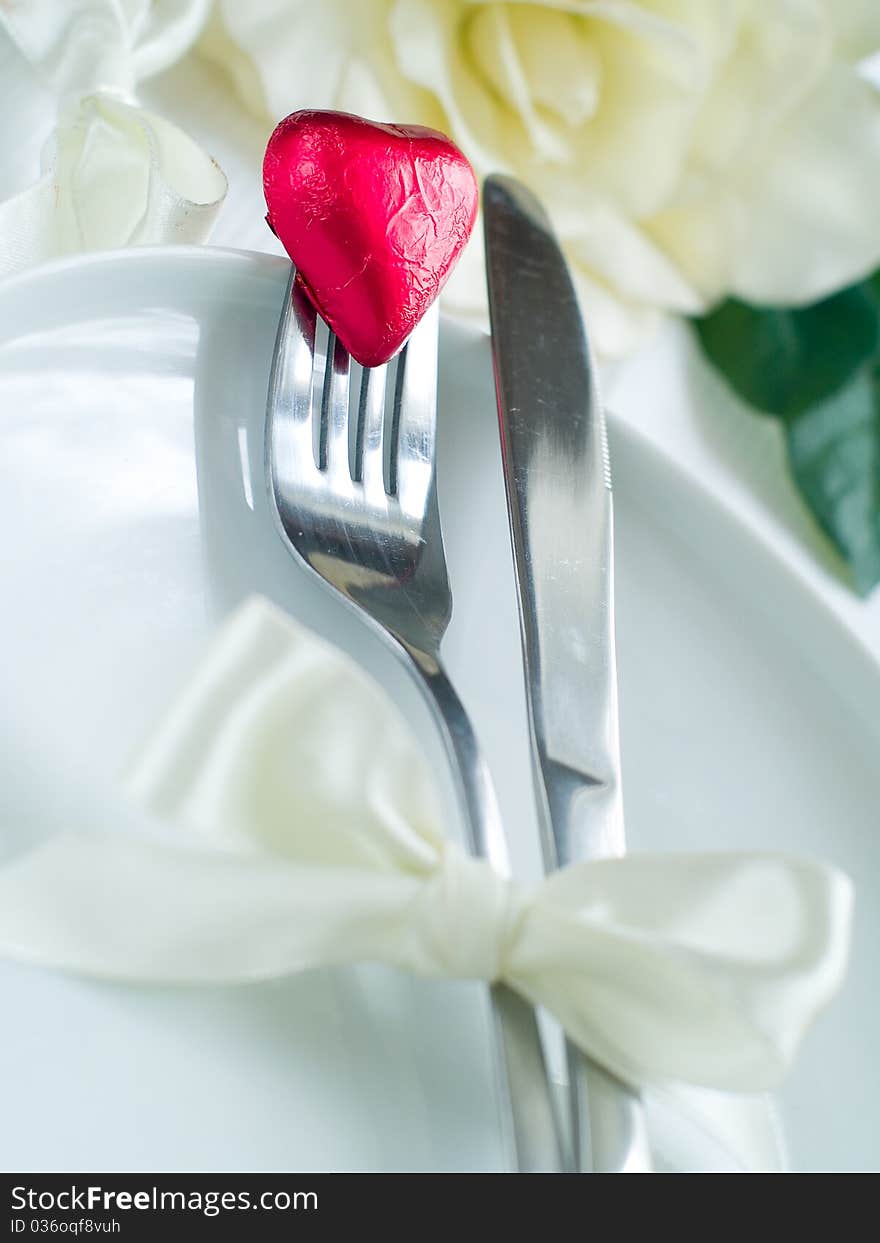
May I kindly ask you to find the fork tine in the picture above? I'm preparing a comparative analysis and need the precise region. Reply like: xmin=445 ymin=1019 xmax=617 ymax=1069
xmin=311 ymin=316 xmax=332 ymax=469
xmin=395 ymin=301 xmax=439 ymax=517
xmin=269 ymin=269 xmax=318 ymax=492
xmin=358 ymin=363 xmax=388 ymax=501
xmin=322 ymin=331 xmax=351 ymax=481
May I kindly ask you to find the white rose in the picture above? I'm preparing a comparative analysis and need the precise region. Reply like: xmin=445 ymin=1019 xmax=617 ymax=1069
xmin=203 ymin=0 xmax=880 ymax=356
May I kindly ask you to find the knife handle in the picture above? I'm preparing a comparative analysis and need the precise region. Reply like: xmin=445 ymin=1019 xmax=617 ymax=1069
xmin=404 ymin=645 xmax=564 ymax=1173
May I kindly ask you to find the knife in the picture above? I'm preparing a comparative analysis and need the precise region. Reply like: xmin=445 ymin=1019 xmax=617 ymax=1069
xmin=484 ymin=175 xmax=652 ymax=1173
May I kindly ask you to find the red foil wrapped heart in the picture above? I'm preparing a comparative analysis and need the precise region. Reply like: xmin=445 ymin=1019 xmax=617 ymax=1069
xmin=263 ymin=110 xmax=478 ymax=367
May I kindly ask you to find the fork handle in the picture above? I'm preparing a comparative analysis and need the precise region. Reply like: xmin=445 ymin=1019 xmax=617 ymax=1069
xmin=403 ymin=644 xmax=564 ymax=1173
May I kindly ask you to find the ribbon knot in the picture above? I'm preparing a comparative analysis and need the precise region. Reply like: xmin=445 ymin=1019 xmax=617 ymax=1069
xmin=416 ymin=847 xmax=523 ymax=983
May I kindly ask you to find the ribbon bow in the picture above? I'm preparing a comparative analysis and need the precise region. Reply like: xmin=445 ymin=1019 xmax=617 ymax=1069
xmin=0 ymin=597 xmax=852 ymax=1093
xmin=0 ymin=1 xmax=226 ymax=277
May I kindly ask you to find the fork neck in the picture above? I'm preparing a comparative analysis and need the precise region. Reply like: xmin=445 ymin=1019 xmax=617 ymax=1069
xmin=396 ymin=637 xmax=512 ymax=880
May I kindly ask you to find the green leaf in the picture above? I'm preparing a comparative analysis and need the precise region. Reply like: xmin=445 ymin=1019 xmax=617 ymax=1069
xmin=694 ymin=284 xmax=879 ymax=419
xmin=692 ymin=272 xmax=880 ymax=594
xmin=785 ymin=361 xmax=880 ymax=595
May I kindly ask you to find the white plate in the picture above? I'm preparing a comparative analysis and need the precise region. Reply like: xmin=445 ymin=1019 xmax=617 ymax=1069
xmin=0 ymin=249 xmax=877 ymax=1173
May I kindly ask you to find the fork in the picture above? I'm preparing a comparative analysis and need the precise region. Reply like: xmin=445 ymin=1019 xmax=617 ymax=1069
xmin=266 ymin=267 xmax=563 ymax=1173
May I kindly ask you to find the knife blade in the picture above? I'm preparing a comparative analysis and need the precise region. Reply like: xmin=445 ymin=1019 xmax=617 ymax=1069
xmin=484 ymin=174 xmax=652 ymax=1173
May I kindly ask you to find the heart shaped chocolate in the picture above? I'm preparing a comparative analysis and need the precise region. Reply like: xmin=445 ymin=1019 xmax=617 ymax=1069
xmin=263 ymin=110 xmax=478 ymax=367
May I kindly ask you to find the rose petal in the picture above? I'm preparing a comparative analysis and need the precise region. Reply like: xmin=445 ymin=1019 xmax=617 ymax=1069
xmin=570 ymin=266 xmax=666 ymax=359
xmin=562 ymin=195 xmax=703 ymax=312
xmin=645 ymin=173 xmax=746 ymax=304
xmin=390 ymin=0 xmax=521 ymax=172
xmin=464 ymin=5 xmax=600 ymax=162
xmin=730 ymin=67 xmax=880 ymax=303
xmin=209 ymin=0 xmax=433 ymax=126
xmin=687 ymin=1 xmax=831 ymax=174
xmin=827 ymin=0 xmax=880 ymax=62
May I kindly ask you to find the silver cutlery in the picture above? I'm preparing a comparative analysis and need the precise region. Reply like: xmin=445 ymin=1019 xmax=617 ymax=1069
xmin=265 ymin=267 xmax=563 ymax=1172
xmin=485 ymin=175 xmax=653 ymax=1173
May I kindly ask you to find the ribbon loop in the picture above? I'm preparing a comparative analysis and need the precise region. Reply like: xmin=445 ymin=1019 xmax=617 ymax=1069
xmin=0 ymin=1 xmax=226 ymax=277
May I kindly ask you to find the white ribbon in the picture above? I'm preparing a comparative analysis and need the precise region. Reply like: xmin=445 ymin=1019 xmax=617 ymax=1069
xmin=0 ymin=596 xmax=853 ymax=1094
xmin=0 ymin=1 xmax=227 ymax=277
